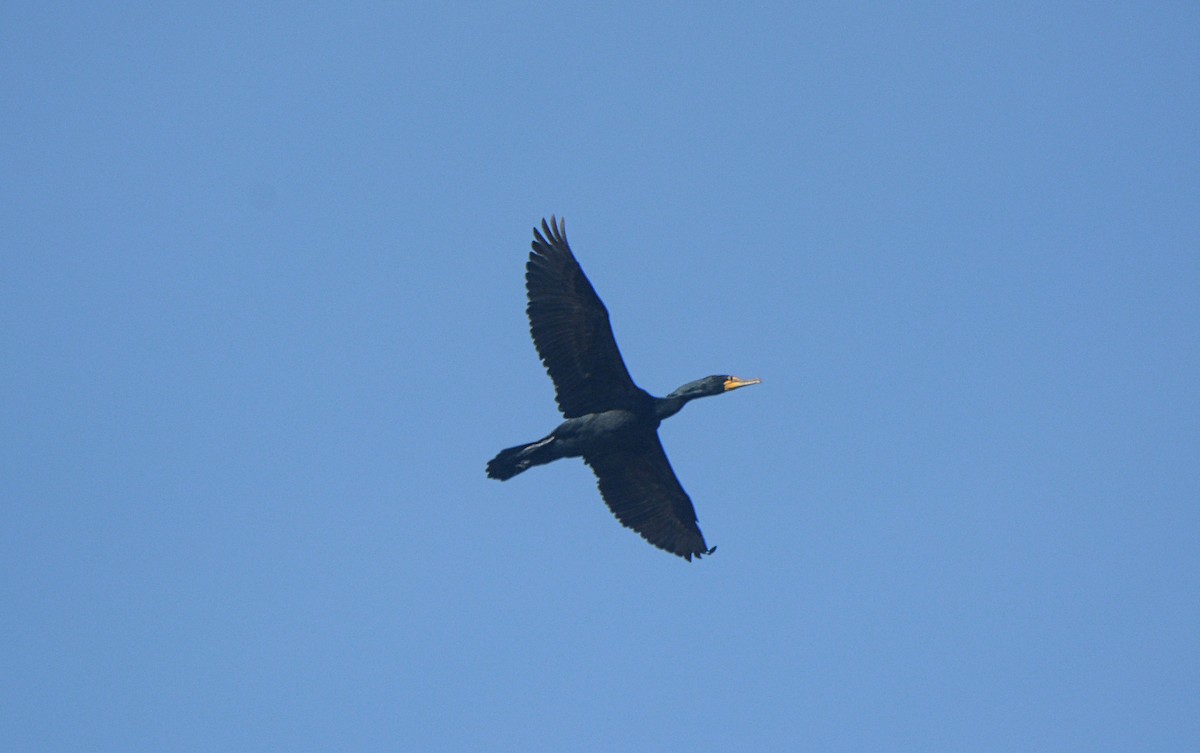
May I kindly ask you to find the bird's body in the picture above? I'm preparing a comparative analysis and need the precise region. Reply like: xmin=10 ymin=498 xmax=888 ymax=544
xmin=488 ymin=409 xmax=648 ymax=479
xmin=487 ymin=217 xmax=759 ymax=561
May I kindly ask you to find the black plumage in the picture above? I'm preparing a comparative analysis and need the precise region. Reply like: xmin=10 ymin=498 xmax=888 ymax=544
xmin=486 ymin=217 xmax=759 ymax=560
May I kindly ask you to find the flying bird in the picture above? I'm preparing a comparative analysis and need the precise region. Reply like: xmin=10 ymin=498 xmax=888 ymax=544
xmin=486 ymin=217 xmax=759 ymax=560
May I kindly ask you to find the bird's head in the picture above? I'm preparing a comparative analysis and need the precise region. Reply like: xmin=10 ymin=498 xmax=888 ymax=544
xmin=668 ymin=375 xmax=761 ymax=401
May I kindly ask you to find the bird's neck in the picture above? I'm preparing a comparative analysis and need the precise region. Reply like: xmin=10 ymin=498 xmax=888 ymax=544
xmin=653 ymin=394 xmax=690 ymax=421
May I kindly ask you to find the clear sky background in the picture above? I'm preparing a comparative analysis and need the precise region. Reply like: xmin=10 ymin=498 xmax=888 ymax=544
xmin=3 ymin=3 xmax=1197 ymax=751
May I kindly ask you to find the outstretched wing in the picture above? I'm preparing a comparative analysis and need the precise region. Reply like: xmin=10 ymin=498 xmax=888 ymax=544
xmin=584 ymin=433 xmax=714 ymax=561
xmin=526 ymin=216 xmax=647 ymax=418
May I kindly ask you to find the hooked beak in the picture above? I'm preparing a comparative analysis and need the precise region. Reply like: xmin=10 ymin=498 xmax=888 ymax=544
xmin=723 ymin=376 xmax=762 ymax=392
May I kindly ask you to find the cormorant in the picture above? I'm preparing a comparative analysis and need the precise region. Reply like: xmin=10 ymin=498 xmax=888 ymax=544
xmin=486 ymin=217 xmax=759 ymax=560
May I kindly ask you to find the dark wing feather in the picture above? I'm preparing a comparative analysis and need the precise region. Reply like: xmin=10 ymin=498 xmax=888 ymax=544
xmin=584 ymin=433 xmax=714 ymax=561
xmin=526 ymin=217 xmax=646 ymax=418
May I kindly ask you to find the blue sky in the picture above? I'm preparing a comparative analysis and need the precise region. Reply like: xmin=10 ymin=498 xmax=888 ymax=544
xmin=2 ymin=3 xmax=1197 ymax=751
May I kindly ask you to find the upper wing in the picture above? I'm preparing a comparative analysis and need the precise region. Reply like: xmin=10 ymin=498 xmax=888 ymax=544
xmin=525 ymin=216 xmax=646 ymax=418
xmin=584 ymin=433 xmax=714 ymax=561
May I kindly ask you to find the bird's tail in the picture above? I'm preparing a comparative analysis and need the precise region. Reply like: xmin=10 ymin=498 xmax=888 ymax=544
xmin=486 ymin=436 xmax=555 ymax=481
